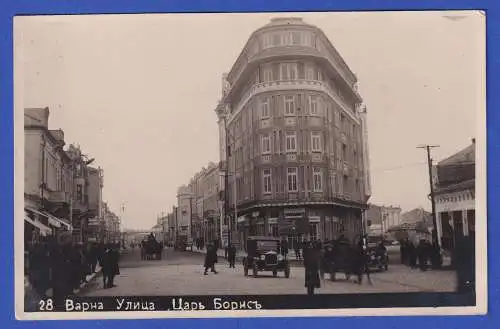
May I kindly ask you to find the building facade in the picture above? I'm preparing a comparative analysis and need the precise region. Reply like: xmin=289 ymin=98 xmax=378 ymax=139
xmin=215 ymin=17 xmax=371 ymax=249
xmin=172 ymin=162 xmax=222 ymax=246
xmin=365 ymin=204 xmax=402 ymax=235
xmin=24 ymin=107 xmax=74 ymax=244
xmin=24 ymin=107 xmax=116 ymax=246
xmin=86 ymin=166 xmax=104 ymax=242
xmin=434 ymin=139 xmax=475 ymax=252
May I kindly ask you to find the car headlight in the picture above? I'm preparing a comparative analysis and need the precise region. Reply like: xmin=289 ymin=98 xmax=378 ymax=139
xmin=278 ymin=254 xmax=284 ymax=261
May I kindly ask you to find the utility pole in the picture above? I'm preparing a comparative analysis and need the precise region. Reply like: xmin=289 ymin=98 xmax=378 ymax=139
xmin=417 ymin=144 xmax=439 ymax=245
xmin=224 ymin=116 xmax=231 ymax=249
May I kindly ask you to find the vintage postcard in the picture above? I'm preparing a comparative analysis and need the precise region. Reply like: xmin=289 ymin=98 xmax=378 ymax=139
xmin=14 ymin=10 xmax=486 ymax=320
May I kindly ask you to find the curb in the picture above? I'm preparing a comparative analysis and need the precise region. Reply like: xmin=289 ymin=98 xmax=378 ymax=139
xmin=74 ymin=266 xmax=102 ymax=295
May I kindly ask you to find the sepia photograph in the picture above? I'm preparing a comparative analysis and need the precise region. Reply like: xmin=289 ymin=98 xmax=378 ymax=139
xmin=14 ymin=10 xmax=486 ymax=319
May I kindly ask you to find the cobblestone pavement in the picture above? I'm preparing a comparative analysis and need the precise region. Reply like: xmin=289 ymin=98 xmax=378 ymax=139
xmin=82 ymin=248 xmax=457 ymax=297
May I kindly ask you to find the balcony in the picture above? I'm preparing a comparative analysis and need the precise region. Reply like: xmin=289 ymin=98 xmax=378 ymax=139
xmin=48 ymin=191 xmax=71 ymax=204
xmin=229 ymin=79 xmax=358 ymax=125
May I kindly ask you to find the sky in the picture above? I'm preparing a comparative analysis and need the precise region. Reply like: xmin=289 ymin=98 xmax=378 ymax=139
xmin=18 ymin=11 xmax=485 ymax=230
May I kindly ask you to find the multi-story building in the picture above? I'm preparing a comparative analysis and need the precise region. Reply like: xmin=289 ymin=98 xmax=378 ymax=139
xmin=215 ymin=17 xmax=371 ymax=248
xmin=173 ymin=162 xmax=222 ymax=246
xmin=103 ymin=203 xmax=121 ymax=243
xmin=365 ymin=204 xmax=402 ymax=235
xmin=24 ymin=107 xmax=73 ymax=244
xmin=176 ymin=185 xmax=194 ymax=245
xmin=434 ymin=139 xmax=475 ymax=252
xmin=86 ymin=166 xmax=104 ymax=242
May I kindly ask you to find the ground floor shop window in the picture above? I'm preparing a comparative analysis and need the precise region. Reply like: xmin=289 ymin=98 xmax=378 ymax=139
xmin=467 ymin=209 xmax=475 ymax=236
xmin=309 ymin=223 xmax=319 ymax=241
xmin=269 ymin=223 xmax=279 ymax=237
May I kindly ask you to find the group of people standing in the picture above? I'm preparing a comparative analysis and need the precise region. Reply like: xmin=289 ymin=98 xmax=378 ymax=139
xmin=25 ymin=231 xmax=121 ymax=309
xmin=399 ymin=238 xmax=442 ymax=271
xmin=302 ymin=235 xmax=374 ymax=295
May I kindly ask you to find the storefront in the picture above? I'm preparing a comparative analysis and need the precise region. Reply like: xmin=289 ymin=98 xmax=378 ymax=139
xmin=233 ymin=202 xmax=365 ymax=251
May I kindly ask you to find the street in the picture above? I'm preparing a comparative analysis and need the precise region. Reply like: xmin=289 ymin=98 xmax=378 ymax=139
xmin=82 ymin=248 xmax=457 ymax=296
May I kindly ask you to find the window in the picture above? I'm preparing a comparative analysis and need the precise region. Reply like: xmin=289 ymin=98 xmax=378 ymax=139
xmin=292 ymin=32 xmax=301 ymax=44
xmin=340 ymin=113 xmax=346 ymax=132
xmin=263 ymin=68 xmax=273 ymax=82
xmin=280 ymin=63 xmax=297 ymax=80
xmin=317 ymin=70 xmax=323 ymax=81
xmin=76 ymin=185 xmax=83 ymax=202
xmin=262 ymin=134 xmax=271 ymax=154
xmin=313 ymin=167 xmax=323 ymax=192
xmin=343 ymin=175 xmax=349 ymax=195
xmin=309 ymin=223 xmax=319 ymax=241
xmin=260 ymin=98 xmax=270 ymax=118
xmin=263 ymin=169 xmax=272 ymax=194
xmin=334 ymin=110 xmax=340 ymax=127
xmin=342 ymin=143 xmax=347 ymax=160
xmin=306 ymin=67 xmax=315 ymax=80
xmin=284 ymin=95 xmax=295 ymax=115
xmin=283 ymin=32 xmax=293 ymax=45
xmin=287 ymin=167 xmax=298 ymax=192
xmin=263 ymin=34 xmax=273 ymax=48
xmin=309 ymin=95 xmax=318 ymax=115
xmin=270 ymin=224 xmax=279 ymax=237
xmin=330 ymin=173 xmax=336 ymax=195
xmin=286 ymin=131 xmax=297 ymax=152
xmin=272 ymin=33 xmax=281 ymax=46
xmin=304 ymin=33 xmax=313 ymax=46
xmin=311 ymin=132 xmax=322 ymax=152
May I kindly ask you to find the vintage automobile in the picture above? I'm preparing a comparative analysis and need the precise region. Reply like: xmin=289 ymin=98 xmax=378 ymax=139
xmin=242 ymin=236 xmax=290 ymax=278
xmin=366 ymin=237 xmax=389 ymax=271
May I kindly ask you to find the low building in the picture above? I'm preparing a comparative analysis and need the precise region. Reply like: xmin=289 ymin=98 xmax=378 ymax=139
xmin=365 ymin=204 xmax=402 ymax=235
xmin=434 ymin=139 xmax=475 ymax=252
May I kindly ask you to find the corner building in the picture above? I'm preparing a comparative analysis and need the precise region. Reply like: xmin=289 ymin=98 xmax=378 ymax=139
xmin=216 ymin=18 xmax=372 ymax=249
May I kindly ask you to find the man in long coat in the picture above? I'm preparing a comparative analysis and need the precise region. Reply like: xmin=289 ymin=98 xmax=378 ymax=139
xmin=100 ymin=244 xmax=120 ymax=288
xmin=303 ymin=241 xmax=321 ymax=295
xmin=50 ymin=232 xmax=76 ymax=302
xmin=204 ymin=243 xmax=218 ymax=275
xmin=227 ymin=244 xmax=237 ymax=268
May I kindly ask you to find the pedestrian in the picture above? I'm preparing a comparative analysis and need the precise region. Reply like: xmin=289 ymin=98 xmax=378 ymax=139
xmin=408 ymin=240 xmax=417 ymax=269
xmin=204 ymin=243 xmax=219 ymax=275
xmin=417 ymin=239 xmax=428 ymax=271
xmin=400 ymin=238 xmax=408 ymax=265
xmin=100 ymin=244 xmax=120 ymax=288
xmin=303 ymin=241 xmax=321 ymax=296
xmin=50 ymin=232 xmax=75 ymax=302
xmin=352 ymin=235 xmax=372 ymax=285
xmin=456 ymin=229 xmax=475 ymax=293
xmin=227 ymin=244 xmax=237 ymax=268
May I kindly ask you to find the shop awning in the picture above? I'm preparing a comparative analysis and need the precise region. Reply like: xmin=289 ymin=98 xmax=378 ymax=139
xmin=24 ymin=213 xmax=52 ymax=236
xmin=25 ymin=207 xmax=73 ymax=231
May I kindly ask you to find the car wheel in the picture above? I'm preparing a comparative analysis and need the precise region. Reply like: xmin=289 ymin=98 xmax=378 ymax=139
xmin=253 ymin=265 xmax=258 ymax=278
xmin=273 ymin=270 xmax=277 ymax=277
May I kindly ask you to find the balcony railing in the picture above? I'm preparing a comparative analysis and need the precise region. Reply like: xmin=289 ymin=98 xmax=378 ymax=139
xmin=230 ymin=79 xmax=357 ymax=125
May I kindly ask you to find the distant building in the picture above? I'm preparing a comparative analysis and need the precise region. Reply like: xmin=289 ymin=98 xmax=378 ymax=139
xmin=365 ymin=204 xmax=402 ymax=235
xmin=388 ymin=207 xmax=433 ymax=243
xmin=434 ymin=139 xmax=475 ymax=252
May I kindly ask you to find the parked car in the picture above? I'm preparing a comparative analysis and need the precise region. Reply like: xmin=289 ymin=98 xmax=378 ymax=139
xmin=242 ymin=236 xmax=290 ymax=278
